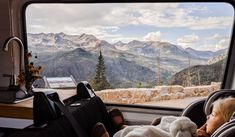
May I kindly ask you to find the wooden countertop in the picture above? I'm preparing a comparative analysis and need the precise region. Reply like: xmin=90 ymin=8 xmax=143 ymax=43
xmin=0 ymin=89 xmax=76 ymax=119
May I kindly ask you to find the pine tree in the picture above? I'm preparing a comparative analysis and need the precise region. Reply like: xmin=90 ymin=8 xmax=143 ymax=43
xmin=91 ymin=50 xmax=111 ymax=91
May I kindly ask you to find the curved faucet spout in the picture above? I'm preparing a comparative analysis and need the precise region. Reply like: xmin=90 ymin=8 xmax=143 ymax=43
xmin=2 ymin=36 xmax=24 ymax=72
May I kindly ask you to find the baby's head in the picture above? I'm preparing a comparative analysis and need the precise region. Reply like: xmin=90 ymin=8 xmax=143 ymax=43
xmin=206 ymin=96 xmax=235 ymax=135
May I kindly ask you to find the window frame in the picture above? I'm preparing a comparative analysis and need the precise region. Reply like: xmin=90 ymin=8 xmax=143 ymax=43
xmin=21 ymin=0 xmax=235 ymax=111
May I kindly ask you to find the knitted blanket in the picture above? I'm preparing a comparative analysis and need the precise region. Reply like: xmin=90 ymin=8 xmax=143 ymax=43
xmin=113 ymin=116 xmax=197 ymax=137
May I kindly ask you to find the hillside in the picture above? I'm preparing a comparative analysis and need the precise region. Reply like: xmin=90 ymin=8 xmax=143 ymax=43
xmin=169 ymin=59 xmax=226 ymax=86
xmin=34 ymin=48 xmax=159 ymax=88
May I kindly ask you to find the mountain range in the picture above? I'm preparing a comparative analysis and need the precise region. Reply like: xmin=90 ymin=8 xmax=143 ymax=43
xmin=28 ymin=33 xmax=227 ymax=88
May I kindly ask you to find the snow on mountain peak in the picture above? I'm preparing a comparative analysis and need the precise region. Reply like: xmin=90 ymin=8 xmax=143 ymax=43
xmin=114 ymin=41 xmax=125 ymax=46
xmin=27 ymin=32 xmax=226 ymax=60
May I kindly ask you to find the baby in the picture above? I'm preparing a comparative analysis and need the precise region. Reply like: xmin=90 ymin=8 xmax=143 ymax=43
xmin=196 ymin=96 xmax=235 ymax=137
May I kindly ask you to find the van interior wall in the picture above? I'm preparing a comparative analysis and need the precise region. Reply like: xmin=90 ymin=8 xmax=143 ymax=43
xmin=0 ymin=0 xmax=26 ymax=87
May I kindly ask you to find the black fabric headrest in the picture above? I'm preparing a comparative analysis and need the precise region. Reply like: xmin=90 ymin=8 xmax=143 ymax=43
xmin=204 ymin=89 xmax=235 ymax=116
xmin=33 ymin=91 xmax=61 ymax=126
xmin=76 ymin=81 xmax=96 ymax=99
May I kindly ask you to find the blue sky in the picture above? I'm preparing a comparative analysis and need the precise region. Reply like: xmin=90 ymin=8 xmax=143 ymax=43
xmin=26 ymin=3 xmax=234 ymax=51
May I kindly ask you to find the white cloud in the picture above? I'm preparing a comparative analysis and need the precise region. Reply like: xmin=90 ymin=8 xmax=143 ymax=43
xmin=196 ymin=38 xmax=230 ymax=52
xmin=194 ymin=44 xmax=215 ymax=51
xmin=30 ymin=24 xmax=44 ymax=29
xmin=208 ymin=33 xmax=229 ymax=41
xmin=189 ymin=33 xmax=231 ymax=51
xmin=206 ymin=33 xmax=231 ymax=50
xmin=187 ymin=5 xmax=209 ymax=13
xmin=110 ymin=36 xmax=141 ymax=43
xmin=208 ymin=33 xmax=222 ymax=40
xmin=177 ymin=33 xmax=199 ymax=48
xmin=27 ymin=25 xmax=45 ymax=33
xmin=143 ymin=31 xmax=161 ymax=41
xmin=189 ymin=16 xmax=233 ymax=30
xmin=27 ymin=3 xmax=233 ymax=34
xmin=133 ymin=4 xmax=232 ymax=30
xmin=216 ymin=39 xmax=230 ymax=50
xmin=100 ymin=26 xmax=120 ymax=32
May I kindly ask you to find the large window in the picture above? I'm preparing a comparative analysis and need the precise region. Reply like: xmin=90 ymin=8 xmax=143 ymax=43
xmin=26 ymin=3 xmax=234 ymax=108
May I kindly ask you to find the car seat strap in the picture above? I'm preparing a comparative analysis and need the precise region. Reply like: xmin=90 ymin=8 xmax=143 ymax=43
xmin=54 ymin=100 xmax=87 ymax=137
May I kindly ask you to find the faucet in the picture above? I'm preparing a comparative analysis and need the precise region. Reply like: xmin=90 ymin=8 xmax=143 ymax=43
xmin=2 ymin=37 xmax=25 ymax=87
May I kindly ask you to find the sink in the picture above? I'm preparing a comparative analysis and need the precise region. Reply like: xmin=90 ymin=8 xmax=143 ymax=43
xmin=0 ymin=88 xmax=17 ymax=103
xmin=0 ymin=87 xmax=33 ymax=103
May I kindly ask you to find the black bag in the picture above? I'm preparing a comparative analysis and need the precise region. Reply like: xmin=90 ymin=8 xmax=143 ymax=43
xmin=33 ymin=91 xmax=86 ymax=137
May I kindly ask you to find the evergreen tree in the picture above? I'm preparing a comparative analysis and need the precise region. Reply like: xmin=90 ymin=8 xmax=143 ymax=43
xmin=91 ymin=50 xmax=111 ymax=91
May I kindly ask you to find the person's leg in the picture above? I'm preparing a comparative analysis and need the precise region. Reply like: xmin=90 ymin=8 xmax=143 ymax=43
xmin=109 ymin=109 xmax=126 ymax=130
xmin=92 ymin=122 xmax=110 ymax=137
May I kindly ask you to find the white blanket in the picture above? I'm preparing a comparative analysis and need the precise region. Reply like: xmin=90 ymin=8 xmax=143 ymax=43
xmin=113 ymin=116 xmax=197 ymax=137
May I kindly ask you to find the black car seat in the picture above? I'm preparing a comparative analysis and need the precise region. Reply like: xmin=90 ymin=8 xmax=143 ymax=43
xmin=182 ymin=89 xmax=235 ymax=137
xmin=211 ymin=118 xmax=235 ymax=137
xmin=181 ymin=98 xmax=206 ymax=127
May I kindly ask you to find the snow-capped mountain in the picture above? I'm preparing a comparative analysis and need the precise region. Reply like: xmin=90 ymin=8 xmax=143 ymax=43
xmin=28 ymin=33 xmax=227 ymax=87
xmin=28 ymin=32 xmax=120 ymax=53
xmin=28 ymin=32 xmax=224 ymax=60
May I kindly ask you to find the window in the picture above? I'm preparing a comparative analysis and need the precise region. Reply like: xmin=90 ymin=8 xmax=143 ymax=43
xmin=25 ymin=2 xmax=234 ymax=108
